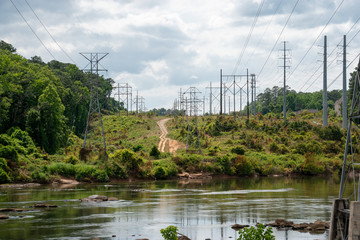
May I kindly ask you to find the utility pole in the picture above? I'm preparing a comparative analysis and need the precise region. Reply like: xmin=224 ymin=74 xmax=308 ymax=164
xmin=233 ymin=76 xmax=236 ymax=118
xmin=224 ymin=83 xmax=226 ymax=114
xmin=323 ymin=36 xmax=328 ymax=127
xmin=279 ymin=41 xmax=291 ymax=121
xmin=220 ymin=69 xmax=223 ymax=115
xmin=343 ymin=35 xmax=347 ymax=129
xmin=283 ymin=41 xmax=286 ymax=121
xmin=254 ymin=75 xmax=256 ymax=116
xmin=80 ymin=52 xmax=108 ymax=155
xmin=247 ymin=69 xmax=249 ymax=119
xmin=210 ymin=82 xmax=212 ymax=115
xmin=251 ymin=74 xmax=254 ymax=115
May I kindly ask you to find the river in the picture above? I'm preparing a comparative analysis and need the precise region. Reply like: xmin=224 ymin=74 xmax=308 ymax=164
xmin=0 ymin=176 xmax=345 ymax=240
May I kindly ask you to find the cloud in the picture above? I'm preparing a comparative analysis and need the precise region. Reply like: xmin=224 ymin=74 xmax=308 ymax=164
xmin=1 ymin=0 xmax=360 ymax=109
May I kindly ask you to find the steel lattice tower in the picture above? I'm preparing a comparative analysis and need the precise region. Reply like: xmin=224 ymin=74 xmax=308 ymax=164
xmin=80 ymin=52 xmax=108 ymax=155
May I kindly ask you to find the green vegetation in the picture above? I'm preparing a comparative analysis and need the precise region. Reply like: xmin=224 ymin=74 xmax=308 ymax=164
xmin=237 ymin=224 xmax=275 ymax=240
xmin=0 ymin=40 xmax=355 ymax=184
xmin=160 ymin=225 xmax=178 ymax=240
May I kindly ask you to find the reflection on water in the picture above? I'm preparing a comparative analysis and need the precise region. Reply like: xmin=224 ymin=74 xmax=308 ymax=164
xmin=0 ymin=176 xmax=344 ymax=240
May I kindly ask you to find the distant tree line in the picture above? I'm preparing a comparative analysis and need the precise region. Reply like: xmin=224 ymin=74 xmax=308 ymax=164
xmin=0 ymin=40 xmax=120 ymax=154
xmin=253 ymin=86 xmax=342 ymax=115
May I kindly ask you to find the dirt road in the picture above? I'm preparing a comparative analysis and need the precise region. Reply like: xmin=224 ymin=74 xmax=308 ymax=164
xmin=157 ymin=118 xmax=185 ymax=153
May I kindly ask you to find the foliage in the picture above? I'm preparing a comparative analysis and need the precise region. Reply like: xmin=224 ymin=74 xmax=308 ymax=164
xmin=301 ymin=153 xmax=325 ymax=175
xmin=231 ymin=146 xmax=246 ymax=155
xmin=237 ymin=223 xmax=275 ymax=240
xmin=0 ymin=157 xmax=10 ymax=183
xmin=234 ymin=155 xmax=253 ymax=176
xmin=160 ymin=225 xmax=178 ymax=240
xmin=150 ymin=145 xmax=161 ymax=159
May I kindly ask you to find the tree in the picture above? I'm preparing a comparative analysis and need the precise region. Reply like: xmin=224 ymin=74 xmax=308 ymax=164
xmin=0 ymin=40 xmax=16 ymax=52
xmin=37 ymin=84 xmax=68 ymax=153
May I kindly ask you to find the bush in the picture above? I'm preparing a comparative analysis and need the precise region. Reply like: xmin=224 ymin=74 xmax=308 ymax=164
xmin=154 ymin=166 xmax=166 ymax=179
xmin=150 ymin=145 xmax=161 ymax=158
xmin=237 ymin=223 xmax=275 ymax=240
xmin=152 ymin=159 xmax=179 ymax=179
xmin=301 ymin=153 xmax=325 ymax=175
xmin=160 ymin=225 xmax=178 ymax=240
xmin=92 ymin=169 xmax=109 ymax=182
xmin=231 ymin=146 xmax=245 ymax=155
xmin=234 ymin=155 xmax=253 ymax=176
xmin=132 ymin=144 xmax=144 ymax=152
xmin=64 ymin=155 xmax=79 ymax=165
xmin=0 ymin=168 xmax=11 ymax=183
xmin=48 ymin=162 xmax=76 ymax=177
xmin=106 ymin=160 xmax=128 ymax=179
xmin=110 ymin=149 xmax=144 ymax=172
xmin=31 ymin=169 xmax=50 ymax=183
xmin=216 ymin=155 xmax=233 ymax=175
xmin=316 ymin=125 xmax=343 ymax=141
xmin=0 ymin=145 xmax=18 ymax=162
xmin=75 ymin=164 xmax=96 ymax=181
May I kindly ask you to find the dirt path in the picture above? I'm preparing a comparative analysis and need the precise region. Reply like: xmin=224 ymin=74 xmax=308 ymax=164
xmin=157 ymin=118 xmax=185 ymax=153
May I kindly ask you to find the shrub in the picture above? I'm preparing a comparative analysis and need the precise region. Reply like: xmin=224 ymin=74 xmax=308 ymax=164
xmin=92 ymin=169 xmax=109 ymax=182
xmin=160 ymin=225 xmax=178 ymax=240
xmin=208 ymin=146 xmax=219 ymax=156
xmin=149 ymin=145 xmax=161 ymax=159
xmin=65 ymin=155 xmax=79 ymax=165
xmin=237 ymin=223 xmax=275 ymax=240
xmin=31 ymin=169 xmax=50 ymax=183
xmin=231 ymin=146 xmax=245 ymax=155
xmin=75 ymin=164 xmax=96 ymax=181
xmin=152 ymin=159 xmax=179 ymax=179
xmin=234 ymin=155 xmax=253 ymax=176
xmin=106 ymin=160 xmax=128 ymax=179
xmin=301 ymin=153 xmax=325 ymax=175
xmin=132 ymin=144 xmax=144 ymax=152
xmin=0 ymin=168 xmax=11 ymax=183
xmin=154 ymin=166 xmax=166 ymax=179
xmin=48 ymin=162 xmax=76 ymax=177
xmin=316 ymin=125 xmax=343 ymax=141
xmin=0 ymin=145 xmax=18 ymax=162
xmin=172 ymin=154 xmax=203 ymax=172
xmin=269 ymin=142 xmax=279 ymax=153
xmin=216 ymin=155 xmax=233 ymax=175
xmin=111 ymin=149 xmax=144 ymax=172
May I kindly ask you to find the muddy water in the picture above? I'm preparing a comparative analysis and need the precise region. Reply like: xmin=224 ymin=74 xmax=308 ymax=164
xmin=0 ymin=176 xmax=345 ymax=240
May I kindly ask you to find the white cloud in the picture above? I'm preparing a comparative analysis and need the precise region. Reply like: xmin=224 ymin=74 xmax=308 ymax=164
xmin=1 ymin=0 xmax=360 ymax=109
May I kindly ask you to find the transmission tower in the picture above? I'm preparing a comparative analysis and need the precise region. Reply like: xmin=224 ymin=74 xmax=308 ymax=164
xmin=80 ymin=52 xmax=108 ymax=156
xmin=329 ymin=58 xmax=360 ymax=240
xmin=220 ymin=71 xmax=248 ymax=118
xmin=114 ymin=83 xmax=132 ymax=115
xmin=183 ymin=87 xmax=202 ymax=154
xmin=279 ymin=41 xmax=291 ymax=121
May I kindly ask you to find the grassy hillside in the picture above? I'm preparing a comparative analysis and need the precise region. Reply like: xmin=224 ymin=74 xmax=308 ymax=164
xmin=166 ymin=110 xmax=348 ymax=177
xmin=0 ymin=110 xmax=354 ymax=184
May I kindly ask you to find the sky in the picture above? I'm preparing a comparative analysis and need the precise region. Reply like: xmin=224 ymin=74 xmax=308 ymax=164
xmin=1 ymin=0 xmax=360 ymax=112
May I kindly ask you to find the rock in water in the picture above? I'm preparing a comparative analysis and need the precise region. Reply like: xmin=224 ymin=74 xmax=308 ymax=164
xmin=33 ymin=203 xmax=57 ymax=208
xmin=0 ymin=215 xmax=9 ymax=219
xmin=231 ymin=224 xmax=250 ymax=230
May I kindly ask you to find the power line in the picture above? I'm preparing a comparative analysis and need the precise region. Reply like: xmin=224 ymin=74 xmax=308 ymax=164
xmin=24 ymin=0 xmax=76 ymax=64
xmin=232 ymin=0 xmax=265 ymax=74
xmin=298 ymin=13 xmax=360 ymax=91
xmin=287 ymin=0 xmax=345 ymax=82
xmin=10 ymin=0 xmax=56 ymax=60
xmin=257 ymin=0 xmax=300 ymax=80
xmin=242 ymin=0 xmax=284 ymax=75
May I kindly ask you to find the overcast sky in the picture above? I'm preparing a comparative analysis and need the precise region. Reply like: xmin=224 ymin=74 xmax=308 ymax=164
xmin=1 ymin=0 xmax=360 ymax=111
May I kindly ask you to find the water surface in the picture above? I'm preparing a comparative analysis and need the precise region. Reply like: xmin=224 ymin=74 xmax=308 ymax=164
xmin=0 ymin=176 xmax=344 ymax=240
